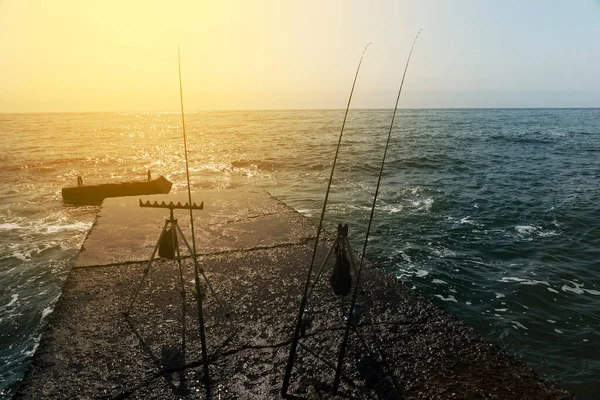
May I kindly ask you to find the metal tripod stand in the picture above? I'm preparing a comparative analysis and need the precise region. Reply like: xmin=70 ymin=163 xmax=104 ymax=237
xmin=123 ymin=199 xmax=233 ymax=396
xmin=282 ymin=223 xmax=365 ymax=395
xmin=304 ymin=223 xmax=361 ymax=326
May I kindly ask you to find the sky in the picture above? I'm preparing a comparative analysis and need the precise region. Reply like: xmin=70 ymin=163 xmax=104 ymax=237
xmin=0 ymin=0 xmax=599 ymax=112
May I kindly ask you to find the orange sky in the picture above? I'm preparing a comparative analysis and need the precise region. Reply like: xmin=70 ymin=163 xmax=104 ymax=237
xmin=1 ymin=0 xmax=598 ymax=111
xmin=2 ymin=0 xmax=406 ymax=111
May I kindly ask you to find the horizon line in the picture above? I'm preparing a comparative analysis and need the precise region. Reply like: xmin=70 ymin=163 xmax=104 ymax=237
xmin=2 ymin=106 xmax=600 ymax=114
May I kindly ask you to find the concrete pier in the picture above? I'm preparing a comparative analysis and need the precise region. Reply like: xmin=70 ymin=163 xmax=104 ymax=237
xmin=15 ymin=189 xmax=573 ymax=399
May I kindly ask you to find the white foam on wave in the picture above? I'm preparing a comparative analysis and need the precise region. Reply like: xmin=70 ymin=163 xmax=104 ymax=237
xmin=511 ymin=321 xmax=528 ymax=330
xmin=41 ymin=306 xmax=52 ymax=320
xmin=399 ymin=252 xmax=411 ymax=262
xmin=395 ymin=265 xmax=428 ymax=280
xmin=415 ymin=269 xmax=429 ymax=278
xmin=562 ymin=281 xmax=584 ymax=294
xmin=410 ymin=197 xmax=434 ymax=212
xmin=538 ymin=230 xmax=559 ymax=237
xmin=0 ymin=223 xmax=21 ymax=230
xmin=4 ymin=241 xmax=65 ymax=262
xmin=459 ymin=216 xmax=481 ymax=226
xmin=421 ymin=197 xmax=434 ymax=211
xmin=0 ymin=220 xmax=90 ymax=234
xmin=432 ymin=279 xmax=447 ymax=285
xmin=435 ymin=294 xmax=457 ymax=302
xmin=554 ymin=329 xmax=563 ymax=334
xmin=514 ymin=225 xmax=559 ymax=237
xmin=495 ymin=293 xmax=505 ymax=299
xmin=296 ymin=209 xmax=312 ymax=217
xmin=42 ymin=222 xmax=91 ymax=234
xmin=379 ymin=203 xmax=404 ymax=214
xmin=561 ymin=280 xmax=600 ymax=296
xmin=3 ymin=294 xmax=19 ymax=309
xmin=515 ymin=225 xmax=537 ymax=234
xmin=432 ymin=247 xmax=456 ymax=258
xmin=20 ymin=335 xmax=41 ymax=358
xmin=388 ymin=205 xmax=403 ymax=213
xmin=500 ymin=277 xmax=550 ymax=286
xmin=547 ymin=287 xmax=559 ymax=293
xmin=10 ymin=252 xmax=29 ymax=261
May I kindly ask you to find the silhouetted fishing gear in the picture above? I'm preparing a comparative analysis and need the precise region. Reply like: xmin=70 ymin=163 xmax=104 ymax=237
xmin=159 ymin=226 xmax=178 ymax=258
xmin=177 ymin=43 xmax=211 ymax=396
xmin=293 ymin=223 xmax=360 ymax=339
xmin=125 ymin=200 xmax=205 ymax=316
xmin=122 ymin=199 xmax=203 ymax=397
xmin=124 ymin=196 xmax=237 ymax=399
xmin=123 ymin=46 xmax=236 ymax=399
xmin=296 ymin=223 xmax=361 ymax=336
xmin=281 ymin=42 xmax=371 ymax=397
xmin=332 ymin=29 xmax=422 ymax=394
xmin=330 ymin=225 xmax=352 ymax=296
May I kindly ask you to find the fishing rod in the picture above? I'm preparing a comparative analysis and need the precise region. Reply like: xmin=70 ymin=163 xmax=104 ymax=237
xmin=281 ymin=42 xmax=371 ymax=397
xmin=178 ymin=44 xmax=211 ymax=394
xmin=332 ymin=30 xmax=422 ymax=394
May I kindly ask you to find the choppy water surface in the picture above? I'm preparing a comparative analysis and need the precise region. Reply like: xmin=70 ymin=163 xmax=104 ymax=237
xmin=1 ymin=109 xmax=599 ymax=398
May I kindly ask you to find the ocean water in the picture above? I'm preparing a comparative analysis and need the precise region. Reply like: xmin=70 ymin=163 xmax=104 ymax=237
xmin=1 ymin=109 xmax=599 ymax=398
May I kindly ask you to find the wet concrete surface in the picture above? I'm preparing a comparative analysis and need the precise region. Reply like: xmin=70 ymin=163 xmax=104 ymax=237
xmin=75 ymin=190 xmax=314 ymax=268
xmin=15 ymin=190 xmax=573 ymax=399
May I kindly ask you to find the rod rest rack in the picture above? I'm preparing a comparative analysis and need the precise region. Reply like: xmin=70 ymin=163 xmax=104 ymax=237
xmin=139 ymin=199 xmax=204 ymax=210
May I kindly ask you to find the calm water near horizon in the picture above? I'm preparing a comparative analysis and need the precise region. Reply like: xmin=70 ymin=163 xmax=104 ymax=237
xmin=1 ymin=109 xmax=599 ymax=398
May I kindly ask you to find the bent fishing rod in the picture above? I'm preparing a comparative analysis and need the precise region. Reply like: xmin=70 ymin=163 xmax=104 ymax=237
xmin=332 ymin=30 xmax=422 ymax=394
xmin=178 ymin=44 xmax=211 ymax=395
xmin=281 ymin=42 xmax=371 ymax=397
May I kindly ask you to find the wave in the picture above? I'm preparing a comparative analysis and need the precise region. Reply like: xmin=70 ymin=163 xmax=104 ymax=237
xmin=514 ymin=225 xmax=560 ymax=238
xmin=230 ymin=159 xmax=282 ymax=172
xmin=0 ymin=221 xmax=91 ymax=234
xmin=387 ymin=155 xmax=442 ymax=170
xmin=489 ymin=134 xmax=556 ymax=145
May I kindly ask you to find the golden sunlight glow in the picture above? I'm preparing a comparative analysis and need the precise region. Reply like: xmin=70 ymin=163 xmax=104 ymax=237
xmin=1 ymin=1 xmax=356 ymax=111
xmin=2 ymin=0 xmax=426 ymax=111
xmin=4 ymin=1 xmax=596 ymax=111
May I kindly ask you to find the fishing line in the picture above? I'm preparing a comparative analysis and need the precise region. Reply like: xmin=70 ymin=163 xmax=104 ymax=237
xmin=178 ymin=44 xmax=211 ymax=392
xmin=281 ymin=42 xmax=371 ymax=396
xmin=332 ymin=30 xmax=422 ymax=394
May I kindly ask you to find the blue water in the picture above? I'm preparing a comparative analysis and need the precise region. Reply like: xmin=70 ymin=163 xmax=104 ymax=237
xmin=1 ymin=109 xmax=599 ymax=398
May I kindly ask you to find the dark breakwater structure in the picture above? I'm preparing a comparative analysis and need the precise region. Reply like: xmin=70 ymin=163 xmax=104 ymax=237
xmin=14 ymin=190 xmax=573 ymax=399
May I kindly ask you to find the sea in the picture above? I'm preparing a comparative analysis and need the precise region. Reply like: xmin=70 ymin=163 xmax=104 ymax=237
xmin=0 ymin=109 xmax=599 ymax=399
